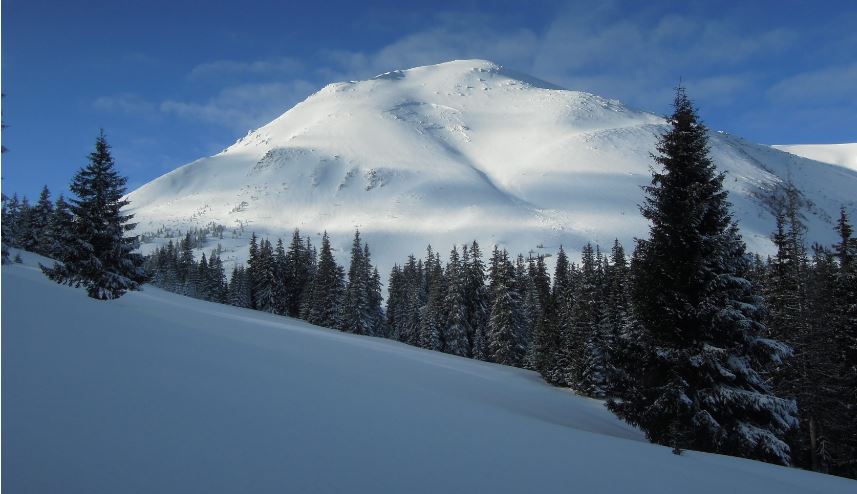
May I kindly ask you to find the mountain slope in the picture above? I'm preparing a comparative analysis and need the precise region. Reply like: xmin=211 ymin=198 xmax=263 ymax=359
xmin=4 ymin=252 xmax=856 ymax=493
xmin=126 ymin=60 xmax=857 ymax=269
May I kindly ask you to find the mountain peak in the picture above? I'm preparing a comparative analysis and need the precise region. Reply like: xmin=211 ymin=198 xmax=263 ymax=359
xmin=374 ymin=59 xmax=502 ymax=79
xmin=370 ymin=59 xmax=564 ymax=91
xmin=127 ymin=61 xmax=857 ymax=274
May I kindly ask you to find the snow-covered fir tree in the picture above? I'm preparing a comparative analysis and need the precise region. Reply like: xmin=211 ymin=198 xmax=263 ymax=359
xmin=304 ymin=232 xmax=344 ymax=329
xmin=465 ymin=241 xmax=488 ymax=360
xmin=486 ymin=249 xmax=525 ymax=366
xmin=43 ymin=195 xmax=75 ymax=261
xmin=228 ymin=265 xmax=253 ymax=309
xmin=342 ymin=230 xmax=374 ymax=335
xmin=567 ymin=243 xmax=602 ymax=391
xmin=609 ymin=87 xmax=797 ymax=465
xmin=441 ymin=246 xmax=470 ymax=356
xmin=420 ymin=248 xmax=444 ymax=351
xmin=284 ymin=230 xmax=311 ymax=317
xmin=42 ymin=131 xmax=147 ymax=299
xmin=31 ymin=185 xmax=54 ymax=255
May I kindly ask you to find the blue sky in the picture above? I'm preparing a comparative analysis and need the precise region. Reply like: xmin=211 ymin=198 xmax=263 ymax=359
xmin=2 ymin=0 xmax=856 ymax=200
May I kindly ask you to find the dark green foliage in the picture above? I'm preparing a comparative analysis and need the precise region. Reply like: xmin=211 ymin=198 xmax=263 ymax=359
xmin=609 ymin=88 xmax=796 ymax=466
xmin=486 ymin=249 xmax=525 ymax=366
xmin=304 ymin=232 xmax=345 ymax=329
xmin=442 ymin=246 xmax=470 ymax=356
xmin=42 ymin=131 xmax=147 ymax=299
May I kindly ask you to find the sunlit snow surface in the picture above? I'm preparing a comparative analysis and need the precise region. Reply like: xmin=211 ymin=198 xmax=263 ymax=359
xmin=125 ymin=60 xmax=857 ymax=271
xmin=773 ymin=143 xmax=857 ymax=172
xmin=3 ymin=250 xmax=855 ymax=493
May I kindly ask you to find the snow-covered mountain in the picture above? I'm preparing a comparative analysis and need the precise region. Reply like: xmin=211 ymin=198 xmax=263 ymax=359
xmin=5 ymin=251 xmax=855 ymax=493
xmin=773 ymin=143 xmax=857 ymax=172
xmin=127 ymin=60 xmax=857 ymax=269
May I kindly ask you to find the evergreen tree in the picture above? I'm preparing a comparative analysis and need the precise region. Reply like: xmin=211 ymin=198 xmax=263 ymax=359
xmin=198 ymin=253 xmax=210 ymax=299
xmin=832 ymin=208 xmax=857 ymax=477
xmin=386 ymin=264 xmax=406 ymax=338
xmin=342 ymin=230 xmax=373 ymax=335
xmin=178 ymin=232 xmax=197 ymax=296
xmin=42 ymin=131 xmax=147 ymax=299
xmin=486 ymin=250 xmax=524 ymax=366
xmin=420 ymin=249 xmax=444 ymax=351
xmin=609 ymin=88 xmax=796 ymax=465
xmin=228 ymin=265 xmax=252 ymax=308
xmin=442 ymin=246 xmax=470 ymax=356
xmin=305 ymin=232 xmax=344 ymax=329
xmin=604 ymin=239 xmax=635 ymax=395
xmin=4 ymin=194 xmax=22 ymax=248
xmin=284 ymin=230 xmax=309 ymax=317
xmin=247 ymin=233 xmax=259 ymax=309
xmin=570 ymin=243 xmax=608 ymax=396
xmin=43 ymin=195 xmax=74 ymax=260
xmin=368 ymin=265 xmax=385 ymax=336
xmin=396 ymin=255 xmax=425 ymax=346
xmin=566 ymin=244 xmax=596 ymax=387
xmin=208 ymin=253 xmax=227 ymax=303
xmin=548 ymin=247 xmax=576 ymax=385
xmin=272 ymin=238 xmax=288 ymax=315
xmin=1 ymin=195 xmax=11 ymax=263
xmin=255 ymin=239 xmax=277 ymax=313
xmin=31 ymin=185 xmax=54 ymax=255
xmin=465 ymin=241 xmax=488 ymax=359
xmin=15 ymin=196 xmax=35 ymax=250
xmin=529 ymin=254 xmax=554 ymax=375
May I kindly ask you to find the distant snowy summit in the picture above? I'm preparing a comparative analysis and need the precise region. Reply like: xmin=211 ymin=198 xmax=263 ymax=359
xmin=126 ymin=59 xmax=857 ymax=269
xmin=772 ymin=143 xmax=857 ymax=172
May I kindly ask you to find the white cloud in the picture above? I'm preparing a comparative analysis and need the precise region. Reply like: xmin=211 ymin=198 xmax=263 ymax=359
xmin=320 ymin=14 xmax=539 ymax=82
xmin=159 ymin=81 xmax=317 ymax=131
xmin=768 ymin=63 xmax=857 ymax=105
xmin=315 ymin=7 xmax=795 ymax=112
xmin=93 ymin=93 xmax=157 ymax=116
xmin=188 ymin=57 xmax=305 ymax=79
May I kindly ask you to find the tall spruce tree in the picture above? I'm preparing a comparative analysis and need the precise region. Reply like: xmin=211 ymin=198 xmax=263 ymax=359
xmin=44 ymin=195 xmax=74 ymax=260
xmin=442 ymin=246 xmax=470 ymax=356
xmin=420 ymin=249 xmax=445 ymax=351
xmin=31 ymin=185 xmax=54 ymax=255
xmin=284 ymin=230 xmax=309 ymax=317
xmin=486 ymin=249 xmax=524 ymax=366
xmin=247 ymin=233 xmax=260 ymax=309
xmin=832 ymin=208 xmax=857 ymax=477
xmin=42 ymin=131 xmax=147 ymax=299
xmin=305 ymin=232 xmax=344 ymax=329
xmin=466 ymin=241 xmax=488 ymax=359
xmin=610 ymin=88 xmax=796 ymax=465
xmin=567 ymin=243 xmax=599 ymax=389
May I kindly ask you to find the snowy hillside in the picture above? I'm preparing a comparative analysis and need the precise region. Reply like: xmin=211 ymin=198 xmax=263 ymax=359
xmin=772 ymin=143 xmax=857 ymax=172
xmin=3 ymin=252 xmax=855 ymax=493
xmin=126 ymin=60 xmax=857 ymax=269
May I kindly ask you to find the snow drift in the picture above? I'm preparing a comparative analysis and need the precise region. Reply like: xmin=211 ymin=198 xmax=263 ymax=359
xmin=3 ymin=252 xmax=855 ymax=493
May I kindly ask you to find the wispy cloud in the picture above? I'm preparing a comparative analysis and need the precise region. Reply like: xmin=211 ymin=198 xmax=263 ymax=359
xmin=93 ymin=93 xmax=157 ymax=117
xmin=315 ymin=6 xmax=796 ymax=113
xmin=319 ymin=13 xmax=539 ymax=81
xmin=768 ymin=63 xmax=857 ymax=105
xmin=159 ymin=81 xmax=317 ymax=131
xmin=189 ymin=57 xmax=305 ymax=79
